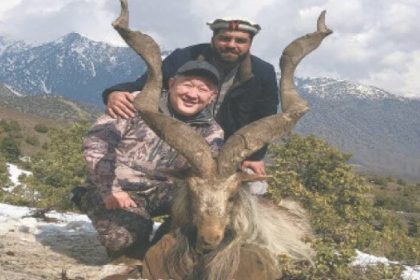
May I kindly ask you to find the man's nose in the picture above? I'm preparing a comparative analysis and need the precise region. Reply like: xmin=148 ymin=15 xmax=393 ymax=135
xmin=226 ymin=39 xmax=236 ymax=48
xmin=185 ymin=87 xmax=199 ymax=98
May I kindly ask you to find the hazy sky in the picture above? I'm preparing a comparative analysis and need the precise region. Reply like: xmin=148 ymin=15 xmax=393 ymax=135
xmin=1 ymin=0 xmax=419 ymax=98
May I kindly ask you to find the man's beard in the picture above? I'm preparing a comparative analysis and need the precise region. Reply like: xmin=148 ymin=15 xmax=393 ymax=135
xmin=213 ymin=49 xmax=248 ymax=66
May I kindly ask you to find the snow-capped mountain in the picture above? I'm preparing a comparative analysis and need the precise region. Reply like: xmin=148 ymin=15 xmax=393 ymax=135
xmin=295 ymin=77 xmax=420 ymax=181
xmin=1 ymin=33 xmax=419 ymax=180
xmin=298 ymin=77 xmax=408 ymax=101
xmin=0 ymin=33 xmax=146 ymax=105
xmin=0 ymin=36 xmax=30 ymax=56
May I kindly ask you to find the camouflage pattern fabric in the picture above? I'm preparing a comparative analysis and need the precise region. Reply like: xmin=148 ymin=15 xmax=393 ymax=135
xmin=83 ymin=111 xmax=223 ymax=200
xmin=79 ymin=182 xmax=177 ymax=256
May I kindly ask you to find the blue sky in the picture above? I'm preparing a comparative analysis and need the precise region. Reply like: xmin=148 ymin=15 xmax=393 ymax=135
xmin=1 ymin=0 xmax=419 ymax=98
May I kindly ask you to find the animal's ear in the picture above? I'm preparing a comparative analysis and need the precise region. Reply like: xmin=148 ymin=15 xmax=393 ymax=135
xmin=156 ymin=166 xmax=193 ymax=180
xmin=239 ymin=173 xmax=272 ymax=183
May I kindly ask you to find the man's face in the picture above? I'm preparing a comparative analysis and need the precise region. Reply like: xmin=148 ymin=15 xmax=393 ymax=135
xmin=211 ymin=29 xmax=252 ymax=65
xmin=168 ymin=75 xmax=217 ymax=116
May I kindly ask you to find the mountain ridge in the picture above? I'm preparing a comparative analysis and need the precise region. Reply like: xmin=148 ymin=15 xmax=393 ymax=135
xmin=1 ymin=33 xmax=419 ymax=181
xmin=0 ymin=33 xmax=146 ymax=105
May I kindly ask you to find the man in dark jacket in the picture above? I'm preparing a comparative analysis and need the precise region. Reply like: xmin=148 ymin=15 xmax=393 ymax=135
xmin=103 ymin=18 xmax=279 ymax=176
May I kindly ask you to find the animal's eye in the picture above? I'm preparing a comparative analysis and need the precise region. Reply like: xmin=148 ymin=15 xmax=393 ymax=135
xmin=228 ymin=196 xmax=235 ymax=202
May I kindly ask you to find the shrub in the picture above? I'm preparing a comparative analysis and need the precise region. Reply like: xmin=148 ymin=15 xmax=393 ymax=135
xmin=267 ymin=134 xmax=419 ymax=279
xmin=23 ymin=121 xmax=90 ymax=210
xmin=34 ymin=124 xmax=49 ymax=134
xmin=0 ymin=154 xmax=11 ymax=189
xmin=25 ymin=135 xmax=40 ymax=146
xmin=0 ymin=137 xmax=21 ymax=162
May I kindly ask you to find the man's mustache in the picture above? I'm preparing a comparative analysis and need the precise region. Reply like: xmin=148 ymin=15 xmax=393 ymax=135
xmin=221 ymin=49 xmax=239 ymax=55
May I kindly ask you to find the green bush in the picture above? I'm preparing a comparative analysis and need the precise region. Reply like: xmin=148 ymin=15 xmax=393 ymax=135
xmin=370 ymin=176 xmax=388 ymax=186
xmin=34 ymin=123 xmax=49 ymax=134
xmin=0 ymin=154 xmax=11 ymax=189
xmin=0 ymin=120 xmax=21 ymax=133
xmin=267 ymin=134 xmax=419 ymax=279
xmin=0 ymin=137 xmax=21 ymax=162
xmin=22 ymin=121 xmax=90 ymax=209
xmin=25 ymin=135 xmax=40 ymax=146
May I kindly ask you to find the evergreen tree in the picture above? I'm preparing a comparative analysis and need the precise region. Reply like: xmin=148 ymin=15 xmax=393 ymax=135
xmin=0 ymin=137 xmax=21 ymax=162
xmin=0 ymin=154 xmax=11 ymax=189
xmin=24 ymin=121 xmax=90 ymax=209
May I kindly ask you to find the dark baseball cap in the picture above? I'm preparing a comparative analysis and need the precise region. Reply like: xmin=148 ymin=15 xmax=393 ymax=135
xmin=175 ymin=60 xmax=220 ymax=87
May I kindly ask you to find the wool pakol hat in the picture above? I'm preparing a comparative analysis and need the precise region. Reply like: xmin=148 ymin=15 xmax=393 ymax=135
xmin=207 ymin=17 xmax=261 ymax=35
xmin=176 ymin=60 xmax=220 ymax=87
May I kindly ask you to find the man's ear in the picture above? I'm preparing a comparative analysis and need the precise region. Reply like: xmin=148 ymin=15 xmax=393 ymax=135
xmin=210 ymin=91 xmax=218 ymax=102
xmin=168 ymin=77 xmax=175 ymax=89
xmin=210 ymin=35 xmax=216 ymax=47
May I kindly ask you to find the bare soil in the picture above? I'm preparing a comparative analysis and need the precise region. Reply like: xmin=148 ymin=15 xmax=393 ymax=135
xmin=0 ymin=217 xmax=135 ymax=280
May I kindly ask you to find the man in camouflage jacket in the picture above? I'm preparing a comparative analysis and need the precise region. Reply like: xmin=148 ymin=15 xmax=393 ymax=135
xmin=78 ymin=61 xmax=223 ymax=258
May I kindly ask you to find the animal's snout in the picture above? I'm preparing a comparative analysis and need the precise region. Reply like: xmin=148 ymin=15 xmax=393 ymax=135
xmin=198 ymin=229 xmax=224 ymax=250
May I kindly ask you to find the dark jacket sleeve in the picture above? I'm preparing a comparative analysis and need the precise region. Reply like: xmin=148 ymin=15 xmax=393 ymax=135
xmin=101 ymin=47 xmax=193 ymax=104
xmin=248 ymin=61 xmax=279 ymax=161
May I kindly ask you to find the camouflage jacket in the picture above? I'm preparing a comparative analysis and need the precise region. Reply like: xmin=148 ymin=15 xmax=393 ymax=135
xmin=83 ymin=91 xmax=224 ymax=199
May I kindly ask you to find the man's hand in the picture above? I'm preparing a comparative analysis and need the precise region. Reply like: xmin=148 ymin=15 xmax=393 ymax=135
xmin=241 ymin=160 xmax=266 ymax=175
xmin=106 ymin=91 xmax=136 ymax=119
xmin=104 ymin=191 xmax=137 ymax=210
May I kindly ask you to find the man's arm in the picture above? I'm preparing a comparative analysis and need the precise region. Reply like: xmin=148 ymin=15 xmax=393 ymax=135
xmin=83 ymin=115 xmax=136 ymax=209
xmin=106 ymin=91 xmax=137 ymax=118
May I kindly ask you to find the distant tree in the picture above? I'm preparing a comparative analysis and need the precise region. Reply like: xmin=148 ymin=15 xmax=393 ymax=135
xmin=0 ymin=120 xmax=23 ymax=139
xmin=0 ymin=120 xmax=21 ymax=132
xmin=7 ymin=120 xmax=21 ymax=132
xmin=0 ymin=154 xmax=11 ymax=189
xmin=24 ymin=121 xmax=90 ymax=209
xmin=0 ymin=137 xmax=21 ymax=162
xmin=370 ymin=176 xmax=388 ymax=186
xmin=34 ymin=124 xmax=49 ymax=134
xmin=0 ymin=119 xmax=8 ymax=132
xmin=25 ymin=135 xmax=40 ymax=146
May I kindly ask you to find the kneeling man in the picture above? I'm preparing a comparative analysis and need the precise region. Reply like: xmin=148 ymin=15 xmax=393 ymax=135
xmin=78 ymin=60 xmax=223 ymax=258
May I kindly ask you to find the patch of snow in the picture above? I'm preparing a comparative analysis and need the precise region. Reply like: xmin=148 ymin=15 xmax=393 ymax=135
xmin=353 ymin=250 xmax=399 ymax=266
xmin=0 ymin=203 xmax=95 ymax=236
xmin=40 ymin=79 xmax=51 ymax=94
xmin=353 ymin=250 xmax=420 ymax=280
xmin=403 ymin=266 xmax=420 ymax=280
xmin=4 ymin=84 xmax=24 ymax=96
xmin=6 ymin=163 xmax=31 ymax=188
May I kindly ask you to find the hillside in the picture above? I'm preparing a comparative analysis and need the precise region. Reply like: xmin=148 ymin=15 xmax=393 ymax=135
xmin=0 ymin=83 xmax=101 ymax=157
xmin=0 ymin=83 xmax=101 ymax=122
xmin=0 ymin=106 xmax=65 ymax=157
xmin=295 ymin=77 xmax=420 ymax=181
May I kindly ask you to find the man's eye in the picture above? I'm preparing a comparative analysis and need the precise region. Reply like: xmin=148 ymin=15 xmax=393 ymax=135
xmin=235 ymin=39 xmax=249 ymax=44
xmin=198 ymin=87 xmax=210 ymax=93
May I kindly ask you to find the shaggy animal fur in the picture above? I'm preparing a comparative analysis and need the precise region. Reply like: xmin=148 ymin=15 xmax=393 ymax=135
xmin=161 ymin=186 xmax=314 ymax=279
